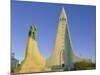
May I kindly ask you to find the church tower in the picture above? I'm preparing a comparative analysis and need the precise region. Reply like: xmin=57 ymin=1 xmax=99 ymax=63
xmin=47 ymin=7 xmax=83 ymax=70
xmin=47 ymin=7 xmax=68 ymax=67
xmin=17 ymin=25 xmax=47 ymax=73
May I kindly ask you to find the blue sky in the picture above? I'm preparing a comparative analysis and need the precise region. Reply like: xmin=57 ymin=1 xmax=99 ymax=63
xmin=11 ymin=1 xmax=96 ymax=62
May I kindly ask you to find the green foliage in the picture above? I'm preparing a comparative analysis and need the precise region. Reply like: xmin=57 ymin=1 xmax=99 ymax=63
xmin=74 ymin=61 xmax=96 ymax=70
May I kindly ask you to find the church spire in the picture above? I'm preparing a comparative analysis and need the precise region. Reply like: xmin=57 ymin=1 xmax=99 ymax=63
xmin=59 ymin=7 xmax=67 ymax=20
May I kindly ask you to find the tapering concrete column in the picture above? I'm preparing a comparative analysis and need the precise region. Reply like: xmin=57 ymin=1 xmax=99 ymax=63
xmin=47 ymin=7 xmax=67 ymax=68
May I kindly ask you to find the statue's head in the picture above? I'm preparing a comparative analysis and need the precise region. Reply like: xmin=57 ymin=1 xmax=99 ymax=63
xmin=29 ymin=25 xmax=37 ymax=40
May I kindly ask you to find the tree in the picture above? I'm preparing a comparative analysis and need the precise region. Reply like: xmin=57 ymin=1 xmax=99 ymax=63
xmin=74 ymin=61 xmax=96 ymax=70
